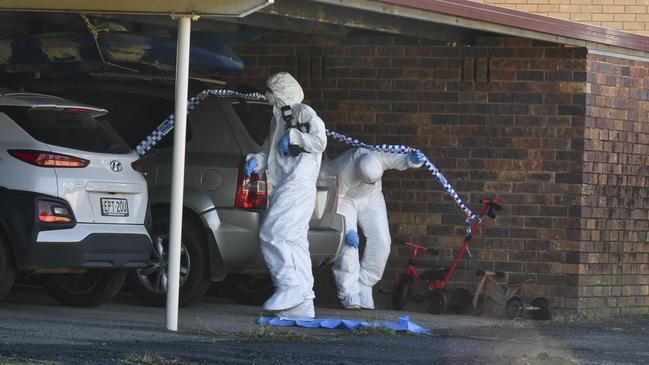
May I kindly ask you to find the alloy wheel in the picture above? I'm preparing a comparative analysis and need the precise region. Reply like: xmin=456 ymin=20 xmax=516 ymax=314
xmin=137 ymin=235 xmax=190 ymax=293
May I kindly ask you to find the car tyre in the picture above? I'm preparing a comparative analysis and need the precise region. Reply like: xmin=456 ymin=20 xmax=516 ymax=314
xmin=42 ymin=270 xmax=126 ymax=307
xmin=0 ymin=234 xmax=16 ymax=302
xmin=224 ymin=274 xmax=274 ymax=306
xmin=128 ymin=217 xmax=210 ymax=307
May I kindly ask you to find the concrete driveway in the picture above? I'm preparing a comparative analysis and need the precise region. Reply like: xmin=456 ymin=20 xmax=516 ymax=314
xmin=0 ymin=286 xmax=647 ymax=364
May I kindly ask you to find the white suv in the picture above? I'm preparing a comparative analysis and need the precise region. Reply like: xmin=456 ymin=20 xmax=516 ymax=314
xmin=0 ymin=91 xmax=152 ymax=306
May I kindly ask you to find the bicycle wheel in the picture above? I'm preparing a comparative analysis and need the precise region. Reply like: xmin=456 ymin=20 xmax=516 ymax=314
xmin=505 ymin=296 xmax=525 ymax=319
xmin=426 ymin=288 xmax=449 ymax=314
xmin=392 ymin=274 xmax=413 ymax=310
xmin=530 ymin=297 xmax=552 ymax=320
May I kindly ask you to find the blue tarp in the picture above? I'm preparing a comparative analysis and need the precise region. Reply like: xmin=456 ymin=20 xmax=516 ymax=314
xmin=257 ymin=315 xmax=430 ymax=336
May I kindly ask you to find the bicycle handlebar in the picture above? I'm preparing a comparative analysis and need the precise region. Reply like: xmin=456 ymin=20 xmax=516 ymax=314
xmin=393 ymin=239 xmax=439 ymax=255
xmin=476 ymin=269 xmax=505 ymax=278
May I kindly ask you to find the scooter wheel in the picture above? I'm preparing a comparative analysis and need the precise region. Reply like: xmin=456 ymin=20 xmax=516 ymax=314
xmin=426 ymin=288 xmax=449 ymax=314
xmin=530 ymin=297 xmax=552 ymax=320
xmin=392 ymin=274 xmax=413 ymax=310
xmin=449 ymin=288 xmax=472 ymax=314
xmin=505 ymin=296 xmax=525 ymax=319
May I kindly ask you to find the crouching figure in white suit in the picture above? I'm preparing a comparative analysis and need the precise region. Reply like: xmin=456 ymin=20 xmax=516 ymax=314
xmin=331 ymin=148 xmax=423 ymax=309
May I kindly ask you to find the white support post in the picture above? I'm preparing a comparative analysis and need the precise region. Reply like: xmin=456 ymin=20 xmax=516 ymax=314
xmin=166 ymin=15 xmax=192 ymax=332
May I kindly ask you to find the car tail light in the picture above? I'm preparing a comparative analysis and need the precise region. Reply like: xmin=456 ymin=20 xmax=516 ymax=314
xmin=235 ymin=169 xmax=267 ymax=210
xmin=38 ymin=199 xmax=74 ymax=223
xmin=8 ymin=150 xmax=89 ymax=168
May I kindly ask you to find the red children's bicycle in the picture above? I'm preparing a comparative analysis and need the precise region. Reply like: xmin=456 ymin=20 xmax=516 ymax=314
xmin=390 ymin=198 xmax=502 ymax=314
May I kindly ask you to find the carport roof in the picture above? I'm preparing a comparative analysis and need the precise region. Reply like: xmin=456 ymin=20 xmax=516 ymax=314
xmin=387 ymin=0 xmax=649 ymax=50
xmin=2 ymin=0 xmax=649 ymax=59
xmin=307 ymin=0 xmax=649 ymax=58
xmin=0 ymin=0 xmax=273 ymax=17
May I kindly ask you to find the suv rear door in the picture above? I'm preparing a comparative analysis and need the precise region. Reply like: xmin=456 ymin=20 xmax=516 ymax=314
xmin=154 ymin=97 xmax=241 ymax=207
xmin=7 ymin=106 xmax=147 ymax=224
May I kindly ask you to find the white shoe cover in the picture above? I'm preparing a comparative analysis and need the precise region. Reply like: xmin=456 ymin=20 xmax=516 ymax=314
xmin=263 ymin=286 xmax=305 ymax=312
xmin=341 ymin=293 xmax=362 ymax=310
xmin=359 ymin=284 xmax=375 ymax=309
xmin=277 ymin=299 xmax=315 ymax=320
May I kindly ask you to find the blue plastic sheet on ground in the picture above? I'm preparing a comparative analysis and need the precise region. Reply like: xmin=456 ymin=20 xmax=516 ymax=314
xmin=257 ymin=315 xmax=430 ymax=336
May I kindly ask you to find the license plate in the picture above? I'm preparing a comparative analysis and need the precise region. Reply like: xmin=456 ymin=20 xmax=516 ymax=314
xmin=100 ymin=198 xmax=129 ymax=217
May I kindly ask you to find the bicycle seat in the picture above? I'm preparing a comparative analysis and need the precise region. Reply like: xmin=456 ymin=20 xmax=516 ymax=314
xmin=420 ymin=267 xmax=449 ymax=281
xmin=507 ymin=278 xmax=533 ymax=288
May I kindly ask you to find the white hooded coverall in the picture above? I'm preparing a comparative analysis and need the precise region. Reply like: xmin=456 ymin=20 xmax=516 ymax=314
xmin=332 ymin=148 xmax=422 ymax=309
xmin=247 ymin=72 xmax=327 ymax=319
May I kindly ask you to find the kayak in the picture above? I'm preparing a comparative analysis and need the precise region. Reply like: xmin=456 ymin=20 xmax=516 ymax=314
xmin=0 ymin=31 xmax=244 ymax=73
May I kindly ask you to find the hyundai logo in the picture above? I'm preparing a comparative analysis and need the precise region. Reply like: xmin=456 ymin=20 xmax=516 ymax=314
xmin=110 ymin=160 xmax=122 ymax=173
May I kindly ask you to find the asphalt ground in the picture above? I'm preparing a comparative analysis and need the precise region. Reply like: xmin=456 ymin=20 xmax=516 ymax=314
xmin=0 ymin=286 xmax=648 ymax=365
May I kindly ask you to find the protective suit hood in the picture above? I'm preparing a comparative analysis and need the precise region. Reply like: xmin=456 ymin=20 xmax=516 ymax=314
xmin=357 ymin=153 xmax=384 ymax=184
xmin=267 ymin=72 xmax=304 ymax=106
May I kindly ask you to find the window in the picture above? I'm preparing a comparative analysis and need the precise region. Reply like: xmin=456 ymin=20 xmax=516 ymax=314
xmin=2 ymin=106 xmax=131 ymax=154
xmin=232 ymin=101 xmax=272 ymax=146
xmin=28 ymin=89 xmax=191 ymax=150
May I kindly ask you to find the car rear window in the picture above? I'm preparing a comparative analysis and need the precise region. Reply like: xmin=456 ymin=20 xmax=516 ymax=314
xmin=33 ymin=90 xmax=190 ymax=150
xmin=1 ymin=106 xmax=131 ymax=154
xmin=232 ymin=101 xmax=271 ymax=146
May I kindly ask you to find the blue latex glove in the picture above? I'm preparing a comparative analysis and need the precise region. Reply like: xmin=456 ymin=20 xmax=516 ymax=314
xmin=244 ymin=158 xmax=257 ymax=177
xmin=345 ymin=230 xmax=360 ymax=249
xmin=408 ymin=150 xmax=422 ymax=165
xmin=278 ymin=134 xmax=290 ymax=158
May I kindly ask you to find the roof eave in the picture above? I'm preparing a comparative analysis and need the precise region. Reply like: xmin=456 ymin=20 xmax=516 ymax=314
xmin=311 ymin=0 xmax=649 ymax=59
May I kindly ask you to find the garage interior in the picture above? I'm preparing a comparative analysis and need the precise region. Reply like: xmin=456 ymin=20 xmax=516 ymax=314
xmin=1 ymin=0 xmax=648 ymax=317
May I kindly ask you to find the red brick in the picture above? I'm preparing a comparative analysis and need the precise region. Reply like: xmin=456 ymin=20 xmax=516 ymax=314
xmin=231 ymin=30 xmax=649 ymax=315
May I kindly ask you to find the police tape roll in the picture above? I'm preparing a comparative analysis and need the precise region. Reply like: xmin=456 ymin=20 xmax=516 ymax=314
xmin=135 ymin=89 xmax=480 ymax=225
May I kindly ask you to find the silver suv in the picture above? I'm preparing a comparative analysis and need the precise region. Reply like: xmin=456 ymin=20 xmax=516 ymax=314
xmin=21 ymin=78 xmax=344 ymax=306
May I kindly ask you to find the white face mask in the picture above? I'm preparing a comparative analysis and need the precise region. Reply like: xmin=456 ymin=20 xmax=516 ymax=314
xmin=265 ymin=90 xmax=277 ymax=106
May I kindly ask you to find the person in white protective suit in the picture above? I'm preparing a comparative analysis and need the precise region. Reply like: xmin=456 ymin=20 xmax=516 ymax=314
xmin=331 ymin=148 xmax=423 ymax=309
xmin=243 ymin=72 xmax=327 ymax=320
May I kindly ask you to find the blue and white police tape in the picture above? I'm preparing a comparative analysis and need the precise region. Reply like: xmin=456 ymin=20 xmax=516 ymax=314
xmin=134 ymin=89 xmax=479 ymax=224
xmin=326 ymin=130 xmax=479 ymax=225
xmin=134 ymin=89 xmax=265 ymax=156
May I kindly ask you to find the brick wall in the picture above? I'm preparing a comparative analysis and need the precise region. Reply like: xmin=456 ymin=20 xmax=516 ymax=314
xmin=228 ymin=31 xmax=589 ymax=312
xmin=580 ymin=53 xmax=649 ymax=315
xmin=471 ymin=0 xmax=649 ymax=36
